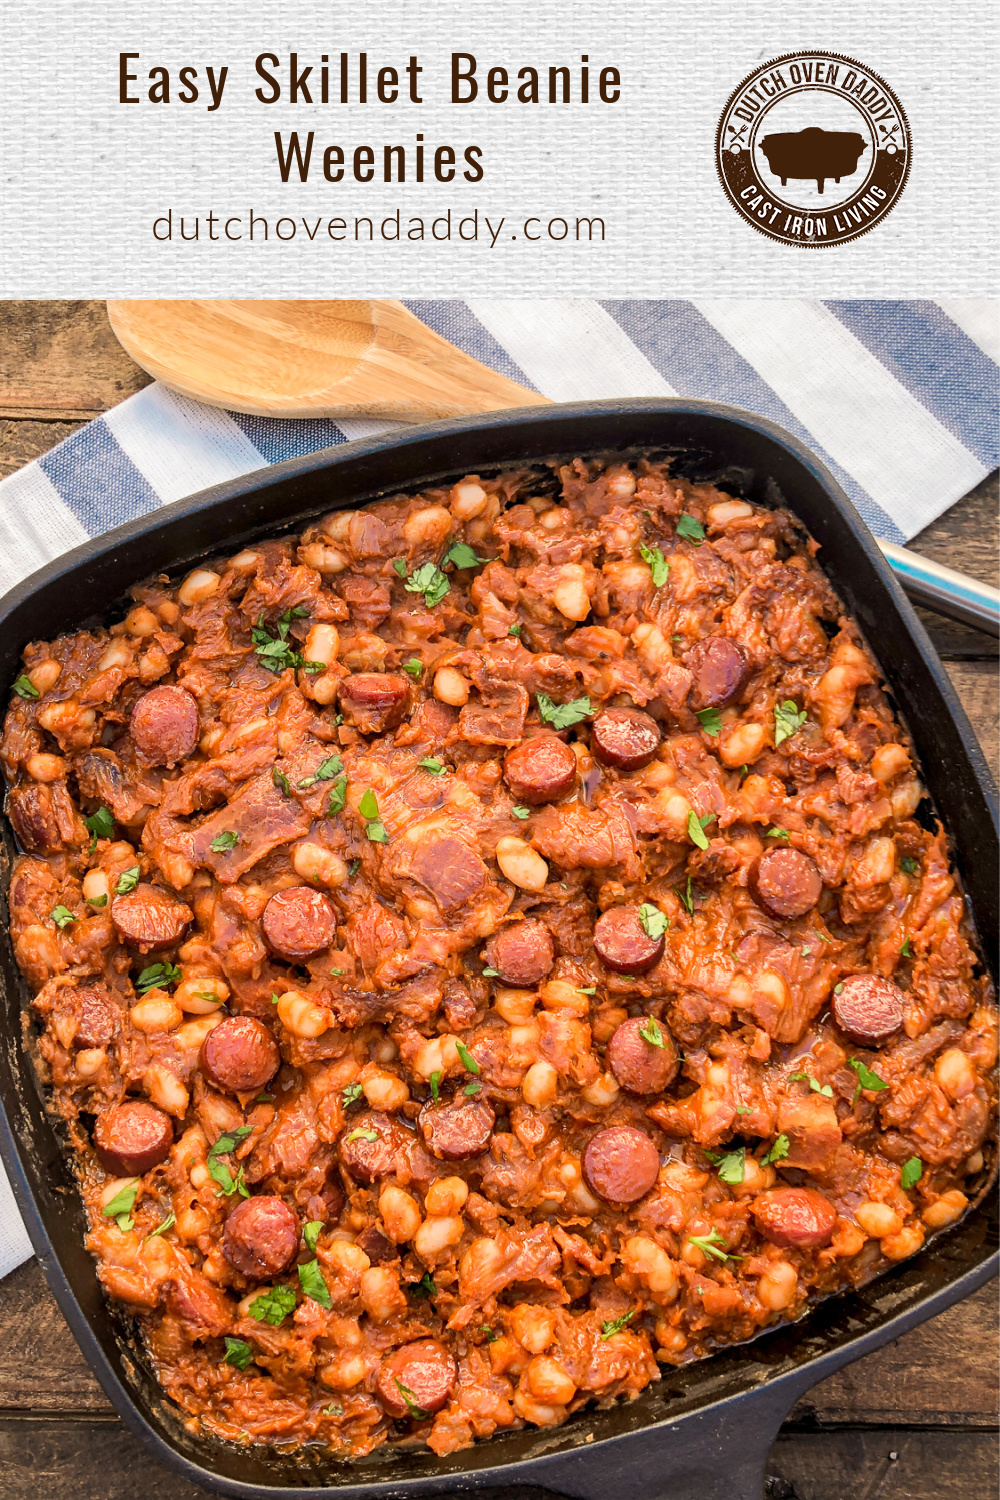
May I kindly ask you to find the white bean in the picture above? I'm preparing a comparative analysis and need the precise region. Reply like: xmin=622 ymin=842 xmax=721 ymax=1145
xmin=434 ymin=667 xmax=470 ymax=706
xmin=177 ymin=569 xmax=221 ymax=607
xmin=495 ymin=836 xmax=549 ymax=892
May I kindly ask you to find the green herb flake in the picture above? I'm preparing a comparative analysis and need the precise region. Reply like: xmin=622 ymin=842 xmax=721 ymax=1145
xmin=676 ymin=876 xmax=695 ymax=916
xmin=766 ymin=826 xmax=791 ymax=840
xmin=429 ymin=1070 xmax=441 ymax=1102
xmin=464 ymin=1080 xmax=482 ymax=1096
xmin=762 ymin=1133 xmax=790 ymax=1166
xmin=136 ymin=962 xmax=182 ymax=994
xmin=224 ymin=1337 xmax=254 ymax=1371
xmin=419 ymin=756 xmax=447 ymax=776
xmin=12 ymin=674 xmax=40 ymax=700
xmin=209 ymin=830 xmax=240 ymax=853
xmin=404 ymin=561 xmax=450 ymax=609
xmin=254 ymin=1093 xmax=275 ymax=1103
xmin=322 ymin=1403 xmax=343 ymax=1416
xmin=708 ymin=1146 xmax=746 ymax=1186
xmin=578 ymin=986 xmax=597 ymax=996
xmin=676 ymin=513 xmax=706 ymax=545
xmin=455 ymin=1039 xmax=481 ymax=1076
xmin=900 ymin=937 xmax=913 ymax=957
xmin=789 ymin=1070 xmax=834 ymax=1098
xmin=774 ymin=699 xmax=808 ymax=747
xmin=272 ymin=766 xmax=292 ymax=797
xmin=394 ymin=1377 xmax=430 ymax=1420
xmin=84 ymin=805 xmax=115 ymax=851
xmin=366 ymin=820 xmax=389 ymax=844
xmin=600 ymin=1308 xmax=638 ymax=1340
xmin=536 ymin=692 xmax=593 ymax=729
xmin=687 ymin=809 xmax=716 ymax=850
xmin=695 ymin=707 xmax=721 ymax=737
xmin=900 ymin=855 xmax=920 ymax=876
xmin=393 ymin=557 xmax=409 ymax=578
xmin=144 ymin=1211 xmax=176 ymax=1241
xmin=638 ymin=1016 xmax=665 ymax=1049
xmin=348 ymin=858 xmax=361 ymax=878
xmin=443 ymin=540 xmax=492 ymax=570
xmin=248 ymin=1284 xmax=297 ymax=1327
xmin=341 ymin=1082 xmax=363 ymax=1107
xmin=303 ymin=1221 xmax=324 ymax=1254
xmin=251 ymin=609 xmax=312 ymax=675
xmin=358 ymin=788 xmax=379 ymax=819
xmin=86 ymin=893 xmax=108 ymax=908
xmin=298 ymin=1258 xmax=332 ymax=1308
xmin=848 ymin=1057 xmax=888 ymax=1107
xmin=412 ymin=1271 xmax=438 ymax=1298
xmin=687 ymin=1230 xmax=742 ymax=1263
xmin=508 ymin=623 xmax=522 ymax=637
xmin=511 ymin=805 xmax=531 ymax=819
xmin=479 ymin=1324 xmax=499 ymax=1343
xmin=639 ymin=544 xmax=670 ymax=588
xmin=50 ymin=905 xmax=76 ymax=929
xmin=115 ymin=865 xmax=141 ymax=895
xmin=345 ymin=1127 xmax=380 ymax=1144
xmin=638 ymin=902 xmax=669 ymax=940
xmin=298 ymin=754 xmax=345 ymax=789
xmin=481 ymin=966 xmax=500 ymax=979
xmin=900 ymin=1157 xmax=923 ymax=1190
xmin=102 ymin=1179 xmax=139 ymax=1232
xmin=402 ymin=658 xmax=423 ymax=679
xmin=735 ymin=1104 xmax=751 ymax=1115
xmin=325 ymin=776 xmax=348 ymax=816
xmin=206 ymin=1126 xmax=253 ymax=1198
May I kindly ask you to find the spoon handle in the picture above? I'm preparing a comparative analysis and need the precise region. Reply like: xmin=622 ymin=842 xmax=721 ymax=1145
xmin=878 ymin=540 xmax=1000 ymax=638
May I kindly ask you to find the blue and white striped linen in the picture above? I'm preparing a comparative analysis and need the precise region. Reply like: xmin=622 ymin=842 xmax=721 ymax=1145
xmin=0 ymin=296 xmax=996 ymax=1272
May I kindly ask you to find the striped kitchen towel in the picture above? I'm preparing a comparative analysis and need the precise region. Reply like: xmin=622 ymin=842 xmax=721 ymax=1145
xmin=0 ymin=295 xmax=997 ymax=1273
xmin=0 ymin=299 xmax=997 ymax=606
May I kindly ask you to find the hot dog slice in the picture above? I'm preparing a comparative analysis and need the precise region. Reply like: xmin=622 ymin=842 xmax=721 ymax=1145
xmin=503 ymin=736 xmax=576 ymax=805
xmin=686 ymin=636 xmax=748 ymax=710
xmin=747 ymin=848 xmax=823 ymax=920
xmin=606 ymin=1015 xmax=679 ymax=1094
xmin=338 ymin=1112 xmax=404 ymax=1182
xmin=418 ymin=1095 xmax=495 ymax=1161
xmin=593 ymin=906 xmax=665 ymax=975
xmin=262 ymin=887 xmax=337 ymax=961
xmin=377 ymin=1339 xmax=458 ymax=1418
xmin=581 ymin=1125 xmax=660 ymax=1203
xmin=94 ymin=1100 xmax=174 ymax=1175
xmin=831 ymin=974 xmax=905 ymax=1047
xmin=200 ymin=1016 xmax=281 ymax=1095
xmin=338 ymin=674 xmax=411 ymax=734
xmin=590 ymin=708 xmax=661 ymax=772
xmin=482 ymin=920 xmax=555 ymax=987
xmin=130 ymin=685 xmax=200 ymax=767
xmin=752 ymin=1187 xmax=837 ymax=1249
xmin=221 ymin=1195 xmax=299 ymax=1279
xmin=112 ymin=885 xmax=193 ymax=952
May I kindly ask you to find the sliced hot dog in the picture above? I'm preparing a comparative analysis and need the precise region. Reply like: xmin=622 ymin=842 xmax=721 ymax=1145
xmin=418 ymin=1095 xmax=495 ymax=1161
xmin=262 ymin=886 xmax=337 ymax=961
xmin=593 ymin=905 xmax=665 ymax=975
xmin=112 ymin=884 xmax=193 ymax=952
xmin=338 ymin=674 xmax=411 ymax=734
xmin=747 ymin=848 xmax=823 ymax=920
xmin=200 ymin=1016 xmax=281 ymax=1095
xmin=686 ymin=636 xmax=748 ymax=710
xmin=503 ymin=736 xmax=576 ymax=805
xmin=482 ymin=920 xmax=555 ymax=987
xmin=62 ymin=986 xmax=120 ymax=1049
xmin=94 ymin=1100 xmax=174 ymax=1175
xmin=606 ymin=1015 xmax=679 ymax=1094
xmin=752 ymin=1187 xmax=837 ymax=1249
xmin=590 ymin=707 xmax=661 ymax=772
xmin=338 ymin=1112 xmax=404 ymax=1182
xmin=221 ymin=1195 xmax=299 ymax=1279
xmin=377 ymin=1339 xmax=458 ymax=1418
xmin=831 ymin=974 xmax=905 ymax=1047
xmin=581 ymin=1125 xmax=660 ymax=1203
xmin=130 ymin=685 xmax=200 ymax=767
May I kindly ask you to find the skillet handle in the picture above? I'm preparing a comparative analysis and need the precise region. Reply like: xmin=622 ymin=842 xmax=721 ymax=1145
xmin=523 ymin=1383 xmax=804 ymax=1500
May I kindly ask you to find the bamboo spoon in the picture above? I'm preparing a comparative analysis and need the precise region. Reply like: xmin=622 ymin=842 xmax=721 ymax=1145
xmin=106 ymin=299 xmax=549 ymax=423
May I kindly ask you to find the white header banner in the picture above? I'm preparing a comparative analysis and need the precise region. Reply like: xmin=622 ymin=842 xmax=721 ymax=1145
xmin=2 ymin=0 xmax=996 ymax=296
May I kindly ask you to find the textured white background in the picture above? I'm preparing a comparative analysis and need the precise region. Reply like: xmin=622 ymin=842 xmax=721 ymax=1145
xmin=1 ymin=1 xmax=997 ymax=297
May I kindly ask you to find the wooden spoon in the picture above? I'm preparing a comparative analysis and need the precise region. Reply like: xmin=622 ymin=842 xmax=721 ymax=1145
xmin=106 ymin=299 xmax=548 ymax=422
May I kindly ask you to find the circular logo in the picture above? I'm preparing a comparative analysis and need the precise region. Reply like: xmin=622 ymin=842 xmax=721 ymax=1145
xmin=716 ymin=52 xmax=910 ymax=247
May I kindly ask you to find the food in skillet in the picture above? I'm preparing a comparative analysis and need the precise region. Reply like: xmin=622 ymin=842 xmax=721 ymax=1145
xmin=2 ymin=457 xmax=995 ymax=1457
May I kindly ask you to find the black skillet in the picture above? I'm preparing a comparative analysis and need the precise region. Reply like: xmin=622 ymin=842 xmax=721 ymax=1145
xmin=0 ymin=400 xmax=996 ymax=1500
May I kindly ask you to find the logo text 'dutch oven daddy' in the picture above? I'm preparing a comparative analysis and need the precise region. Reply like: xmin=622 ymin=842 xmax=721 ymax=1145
xmin=716 ymin=52 xmax=910 ymax=247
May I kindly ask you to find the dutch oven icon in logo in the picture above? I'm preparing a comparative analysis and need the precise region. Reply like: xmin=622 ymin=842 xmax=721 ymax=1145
xmin=716 ymin=52 xmax=910 ymax=246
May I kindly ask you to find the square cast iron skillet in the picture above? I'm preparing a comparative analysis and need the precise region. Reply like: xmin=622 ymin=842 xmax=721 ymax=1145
xmin=0 ymin=400 xmax=996 ymax=1500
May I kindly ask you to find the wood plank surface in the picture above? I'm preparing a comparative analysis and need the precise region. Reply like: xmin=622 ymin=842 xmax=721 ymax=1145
xmin=0 ymin=300 xmax=996 ymax=1498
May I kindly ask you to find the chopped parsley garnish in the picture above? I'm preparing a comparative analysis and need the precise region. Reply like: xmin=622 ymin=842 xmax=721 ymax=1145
xmin=206 ymin=1126 xmax=253 ymax=1198
xmin=704 ymin=1146 xmax=746 ymax=1185
xmin=443 ymin=540 xmax=492 ymax=570
xmin=735 ymin=1104 xmax=751 ymax=1115
xmin=600 ymin=1308 xmax=637 ymax=1339
xmin=481 ymin=967 xmax=499 ymax=978
xmin=102 ymin=1180 xmax=139 ymax=1232
xmin=900 ymin=1157 xmax=923 ymax=1190
xmin=511 ymin=805 xmax=530 ymax=819
xmin=688 ymin=1230 xmax=741 ymax=1262
xmin=50 ymin=905 xmax=76 ymax=929
xmin=429 ymin=1071 xmax=441 ymax=1102
xmin=774 ymin=699 xmax=808 ymax=747
xmin=639 ymin=544 xmax=670 ymax=588
xmin=348 ymin=858 xmax=361 ymax=878
xmin=86 ymin=893 xmax=108 ymax=908
xmin=254 ymin=1093 xmax=275 ymax=1103
xmin=136 ymin=962 xmax=181 ymax=994
xmin=479 ymin=1324 xmax=499 ymax=1343
xmin=413 ymin=1272 xmax=437 ymax=1297
xmin=248 ymin=1284 xmax=297 ymax=1327
xmin=686 ymin=810 xmax=716 ymax=850
xmin=900 ymin=855 xmax=920 ymax=876
xmin=848 ymin=1058 xmax=888 ymax=1106
xmin=251 ymin=606 xmax=313 ymax=674
xmin=536 ymin=692 xmax=593 ymax=729
xmin=900 ymin=937 xmax=913 ymax=957
xmin=455 ymin=1040 xmax=481 ymax=1076
xmin=762 ymin=1133 xmax=790 ymax=1166
xmin=272 ymin=766 xmax=292 ymax=797
xmin=84 ymin=805 xmax=114 ymax=851
xmin=358 ymin=787 xmax=388 ymax=842
xmin=766 ymin=826 xmax=790 ymax=840
xmin=419 ymin=756 xmax=447 ymax=776
xmin=394 ymin=1377 xmax=430 ymax=1420
xmin=676 ymin=513 xmax=706 ymax=545
xmin=303 ymin=1221 xmax=324 ymax=1253
xmin=508 ymin=623 xmax=522 ymax=637
xmin=341 ymin=1082 xmax=363 ymax=1107
xmin=578 ymin=986 xmax=597 ymax=996
xmin=638 ymin=1016 xmax=665 ymax=1049
xmin=298 ymin=754 xmax=344 ymax=789
xmin=326 ymin=776 xmax=348 ymax=816
xmin=115 ymin=866 xmax=141 ymax=895
xmin=695 ymin=707 xmax=721 ymax=737
xmin=298 ymin=1258 xmax=332 ymax=1308
xmin=676 ymin=876 xmax=696 ymax=916
xmin=12 ymin=674 xmax=40 ymax=700
xmin=638 ymin=903 xmax=669 ymax=940
xmin=400 ymin=561 xmax=451 ymax=609
xmin=144 ymin=1211 xmax=176 ymax=1241
xmin=402 ymin=658 xmax=423 ymax=679
xmin=330 ymin=967 xmax=345 ymax=977
xmin=464 ymin=1080 xmax=482 ymax=1096
xmin=224 ymin=1337 xmax=254 ymax=1370
xmin=788 ymin=1070 xmax=834 ymax=1098
xmin=345 ymin=1127 xmax=380 ymax=1144
xmin=209 ymin=830 xmax=240 ymax=853
xmin=322 ymin=1403 xmax=343 ymax=1416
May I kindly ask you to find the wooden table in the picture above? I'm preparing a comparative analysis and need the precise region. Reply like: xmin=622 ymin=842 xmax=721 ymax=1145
xmin=0 ymin=302 xmax=996 ymax=1499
